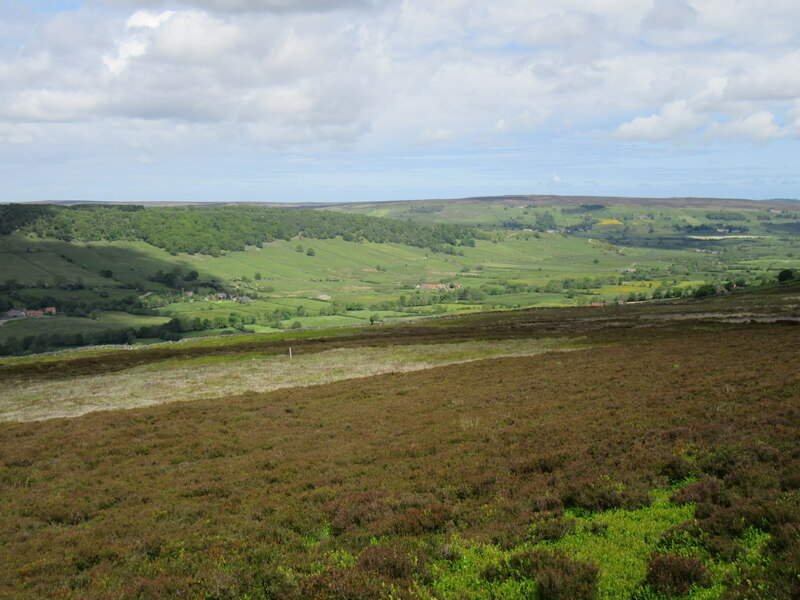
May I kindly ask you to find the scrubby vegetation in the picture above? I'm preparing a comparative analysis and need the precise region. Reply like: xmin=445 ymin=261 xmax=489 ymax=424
xmin=1 ymin=283 xmax=798 ymax=599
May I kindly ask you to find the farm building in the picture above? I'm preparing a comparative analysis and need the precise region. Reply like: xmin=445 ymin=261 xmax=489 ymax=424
xmin=4 ymin=307 xmax=56 ymax=319
xmin=416 ymin=283 xmax=464 ymax=290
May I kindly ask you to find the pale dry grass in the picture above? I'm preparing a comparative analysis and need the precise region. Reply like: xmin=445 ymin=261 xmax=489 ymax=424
xmin=0 ymin=338 xmax=582 ymax=422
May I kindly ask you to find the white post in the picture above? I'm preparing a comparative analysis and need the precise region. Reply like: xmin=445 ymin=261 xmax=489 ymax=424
xmin=289 ymin=346 xmax=292 ymax=360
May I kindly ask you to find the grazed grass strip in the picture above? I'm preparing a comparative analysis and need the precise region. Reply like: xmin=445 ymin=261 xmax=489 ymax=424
xmin=0 ymin=338 xmax=582 ymax=422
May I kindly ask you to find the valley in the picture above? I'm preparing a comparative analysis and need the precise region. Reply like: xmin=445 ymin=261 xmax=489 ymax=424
xmin=1 ymin=196 xmax=798 ymax=356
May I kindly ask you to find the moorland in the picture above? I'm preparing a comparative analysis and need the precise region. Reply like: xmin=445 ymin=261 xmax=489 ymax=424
xmin=1 ymin=280 xmax=799 ymax=599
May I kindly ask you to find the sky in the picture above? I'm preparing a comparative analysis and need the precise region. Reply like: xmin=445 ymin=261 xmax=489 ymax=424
xmin=0 ymin=0 xmax=798 ymax=203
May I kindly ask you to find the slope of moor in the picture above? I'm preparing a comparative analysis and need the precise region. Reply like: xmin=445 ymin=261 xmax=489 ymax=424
xmin=0 ymin=284 xmax=799 ymax=599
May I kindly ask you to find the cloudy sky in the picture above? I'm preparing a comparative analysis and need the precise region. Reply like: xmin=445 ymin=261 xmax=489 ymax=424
xmin=1 ymin=0 xmax=798 ymax=203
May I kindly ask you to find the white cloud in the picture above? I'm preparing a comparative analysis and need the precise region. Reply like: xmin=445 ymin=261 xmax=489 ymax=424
xmin=419 ymin=128 xmax=452 ymax=145
xmin=103 ymin=11 xmax=176 ymax=74
xmin=90 ymin=0 xmax=372 ymax=13
xmin=706 ymin=111 xmax=787 ymax=141
xmin=103 ymin=39 xmax=148 ymax=74
xmin=642 ymin=0 xmax=697 ymax=30
xmin=3 ymin=90 xmax=102 ymax=122
xmin=614 ymin=100 xmax=705 ymax=142
xmin=1 ymin=0 xmax=798 ymax=154
xmin=725 ymin=51 xmax=800 ymax=101
xmin=688 ymin=76 xmax=729 ymax=112
xmin=126 ymin=10 xmax=175 ymax=28
xmin=516 ymin=12 xmax=602 ymax=47
xmin=149 ymin=11 xmax=240 ymax=63
xmin=0 ymin=53 xmax=52 ymax=86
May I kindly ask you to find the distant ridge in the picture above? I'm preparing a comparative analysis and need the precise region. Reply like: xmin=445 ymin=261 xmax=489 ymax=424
xmin=328 ymin=194 xmax=799 ymax=211
xmin=17 ymin=194 xmax=800 ymax=210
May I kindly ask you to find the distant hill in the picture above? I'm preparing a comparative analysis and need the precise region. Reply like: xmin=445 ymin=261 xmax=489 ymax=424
xmin=24 ymin=193 xmax=800 ymax=209
xmin=321 ymin=194 xmax=800 ymax=211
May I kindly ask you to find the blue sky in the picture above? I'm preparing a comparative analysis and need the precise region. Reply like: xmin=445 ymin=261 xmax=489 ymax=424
xmin=0 ymin=0 xmax=798 ymax=203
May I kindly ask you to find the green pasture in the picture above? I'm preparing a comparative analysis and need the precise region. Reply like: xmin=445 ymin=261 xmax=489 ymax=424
xmin=0 ymin=235 xmax=184 ymax=288
xmin=0 ymin=312 xmax=168 ymax=345
xmin=97 ymin=311 xmax=169 ymax=328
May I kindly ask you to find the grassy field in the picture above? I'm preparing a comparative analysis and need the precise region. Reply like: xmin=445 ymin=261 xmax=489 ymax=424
xmin=0 ymin=283 xmax=798 ymax=598
xmin=0 ymin=313 xmax=169 ymax=345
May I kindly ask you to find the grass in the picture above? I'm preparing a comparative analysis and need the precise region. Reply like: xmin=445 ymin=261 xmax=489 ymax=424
xmin=0 ymin=337 xmax=581 ymax=422
xmin=0 ymin=313 xmax=168 ymax=344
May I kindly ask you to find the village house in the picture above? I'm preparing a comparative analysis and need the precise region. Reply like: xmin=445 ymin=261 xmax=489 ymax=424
xmin=416 ymin=283 xmax=447 ymax=290
xmin=4 ymin=307 xmax=55 ymax=319
xmin=415 ymin=283 xmax=464 ymax=290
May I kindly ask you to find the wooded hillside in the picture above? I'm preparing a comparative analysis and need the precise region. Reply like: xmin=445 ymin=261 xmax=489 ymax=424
xmin=0 ymin=204 xmax=476 ymax=256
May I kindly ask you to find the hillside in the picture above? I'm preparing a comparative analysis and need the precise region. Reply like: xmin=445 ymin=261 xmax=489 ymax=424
xmin=1 ymin=198 xmax=798 ymax=356
xmin=1 ymin=284 xmax=798 ymax=599
xmin=0 ymin=204 xmax=475 ymax=256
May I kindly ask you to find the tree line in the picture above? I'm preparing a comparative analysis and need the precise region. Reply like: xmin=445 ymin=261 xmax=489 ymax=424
xmin=0 ymin=204 xmax=477 ymax=256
